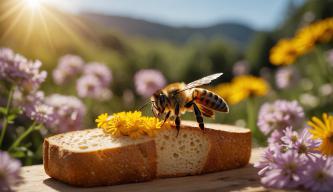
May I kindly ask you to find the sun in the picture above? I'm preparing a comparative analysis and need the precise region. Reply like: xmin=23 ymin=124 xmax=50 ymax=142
xmin=24 ymin=0 xmax=43 ymax=10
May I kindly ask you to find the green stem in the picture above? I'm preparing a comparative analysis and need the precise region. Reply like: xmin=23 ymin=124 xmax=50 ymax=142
xmin=0 ymin=86 xmax=15 ymax=148
xmin=314 ymin=48 xmax=332 ymax=84
xmin=246 ymin=98 xmax=255 ymax=131
xmin=9 ymin=122 xmax=41 ymax=151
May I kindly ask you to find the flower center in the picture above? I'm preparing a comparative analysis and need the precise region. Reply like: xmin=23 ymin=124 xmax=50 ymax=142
xmin=298 ymin=144 xmax=307 ymax=154
xmin=329 ymin=134 xmax=333 ymax=143
xmin=315 ymin=171 xmax=326 ymax=181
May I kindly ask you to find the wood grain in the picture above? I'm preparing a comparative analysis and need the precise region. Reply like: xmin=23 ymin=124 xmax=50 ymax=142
xmin=13 ymin=148 xmax=275 ymax=192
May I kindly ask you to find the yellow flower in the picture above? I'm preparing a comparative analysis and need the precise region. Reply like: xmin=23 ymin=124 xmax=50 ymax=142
xmin=308 ymin=113 xmax=333 ymax=156
xmin=212 ymin=75 xmax=269 ymax=105
xmin=269 ymin=39 xmax=299 ymax=65
xmin=95 ymin=113 xmax=111 ymax=129
xmin=211 ymin=83 xmax=234 ymax=104
xmin=95 ymin=111 xmax=163 ymax=139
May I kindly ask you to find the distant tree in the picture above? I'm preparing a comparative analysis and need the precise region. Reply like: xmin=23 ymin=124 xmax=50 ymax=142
xmin=245 ymin=32 xmax=276 ymax=75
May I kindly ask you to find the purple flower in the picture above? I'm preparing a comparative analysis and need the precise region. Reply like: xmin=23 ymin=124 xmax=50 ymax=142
xmin=122 ymin=89 xmax=135 ymax=106
xmin=232 ymin=60 xmax=249 ymax=76
xmin=254 ymin=148 xmax=276 ymax=176
xmin=280 ymin=127 xmax=299 ymax=147
xmin=275 ymin=67 xmax=300 ymax=89
xmin=134 ymin=69 xmax=166 ymax=98
xmin=303 ymin=156 xmax=333 ymax=191
xmin=293 ymin=129 xmax=320 ymax=157
xmin=257 ymin=100 xmax=304 ymax=135
xmin=22 ymin=103 xmax=54 ymax=125
xmin=0 ymin=151 xmax=21 ymax=191
xmin=45 ymin=94 xmax=86 ymax=133
xmin=0 ymin=48 xmax=47 ymax=92
xmin=83 ymin=62 xmax=112 ymax=86
xmin=53 ymin=54 xmax=84 ymax=85
xmin=76 ymin=75 xmax=111 ymax=100
xmin=268 ymin=130 xmax=284 ymax=146
xmin=261 ymin=150 xmax=306 ymax=189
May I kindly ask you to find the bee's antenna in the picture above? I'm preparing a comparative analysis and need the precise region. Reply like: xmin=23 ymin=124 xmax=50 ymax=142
xmin=138 ymin=100 xmax=154 ymax=111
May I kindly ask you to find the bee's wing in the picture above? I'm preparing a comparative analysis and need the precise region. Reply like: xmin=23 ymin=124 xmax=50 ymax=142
xmin=183 ymin=73 xmax=223 ymax=90
xmin=197 ymin=104 xmax=215 ymax=118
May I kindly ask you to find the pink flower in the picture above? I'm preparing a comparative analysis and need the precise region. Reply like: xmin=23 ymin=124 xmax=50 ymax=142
xmin=134 ymin=69 xmax=166 ymax=98
xmin=53 ymin=54 xmax=84 ymax=85
xmin=0 ymin=151 xmax=21 ymax=191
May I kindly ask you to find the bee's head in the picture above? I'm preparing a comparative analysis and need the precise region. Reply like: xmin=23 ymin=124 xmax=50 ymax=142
xmin=151 ymin=90 xmax=168 ymax=114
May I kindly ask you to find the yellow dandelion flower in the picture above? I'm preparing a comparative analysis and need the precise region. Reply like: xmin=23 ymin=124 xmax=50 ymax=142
xmin=270 ymin=39 xmax=300 ymax=66
xmin=228 ymin=75 xmax=269 ymax=105
xmin=96 ymin=111 xmax=163 ymax=139
xmin=308 ymin=113 xmax=333 ymax=156
xmin=315 ymin=18 xmax=333 ymax=43
xmin=211 ymin=83 xmax=234 ymax=104
xmin=212 ymin=75 xmax=269 ymax=105
xmin=95 ymin=113 xmax=111 ymax=129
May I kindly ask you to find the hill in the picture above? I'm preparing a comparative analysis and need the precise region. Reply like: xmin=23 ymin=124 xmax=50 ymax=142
xmin=80 ymin=13 xmax=256 ymax=48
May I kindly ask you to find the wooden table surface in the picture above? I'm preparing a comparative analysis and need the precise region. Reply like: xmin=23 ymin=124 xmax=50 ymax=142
xmin=13 ymin=148 xmax=285 ymax=192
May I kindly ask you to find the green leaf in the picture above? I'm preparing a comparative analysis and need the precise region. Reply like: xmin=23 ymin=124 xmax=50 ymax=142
xmin=0 ymin=107 xmax=7 ymax=115
xmin=9 ymin=147 xmax=28 ymax=158
xmin=7 ymin=114 xmax=17 ymax=124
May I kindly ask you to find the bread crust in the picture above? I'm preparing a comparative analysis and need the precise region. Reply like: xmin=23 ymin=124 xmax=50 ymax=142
xmin=43 ymin=122 xmax=251 ymax=187
xmin=43 ymin=138 xmax=157 ymax=187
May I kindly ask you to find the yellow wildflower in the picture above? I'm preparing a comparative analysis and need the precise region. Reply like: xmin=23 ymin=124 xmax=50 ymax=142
xmin=308 ymin=113 xmax=333 ymax=156
xmin=95 ymin=113 xmax=111 ymax=129
xmin=212 ymin=75 xmax=269 ymax=105
xmin=228 ymin=75 xmax=269 ymax=104
xmin=269 ymin=39 xmax=299 ymax=65
xmin=96 ymin=111 xmax=163 ymax=139
xmin=211 ymin=83 xmax=234 ymax=104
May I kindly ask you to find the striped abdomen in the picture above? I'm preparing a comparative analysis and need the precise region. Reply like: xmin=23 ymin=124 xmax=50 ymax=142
xmin=192 ymin=89 xmax=229 ymax=112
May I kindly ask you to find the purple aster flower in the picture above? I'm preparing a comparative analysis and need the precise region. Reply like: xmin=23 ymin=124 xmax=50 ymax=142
xmin=268 ymin=130 xmax=284 ymax=146
xmin=22 ymin=103 xmax=54 ymax=125
xmin=280 ymin=127 xmax=299 ymax=147
xmin=76 ymin=75 xmax=111 ymax=100
xmin=83 ymin=62 xmax=112 ymax=86
xmin=122 ymin=89 xmax=134 ymax=106
xmin=0 ymin=48 xmax=47 ymax=92
xmin=254 ymin=148 xmax=276 ymax=176
xmin=53 ymin=54 xmax=84 ymax=85
xmin=134 ymin=69 xmax=166 ymax=98
xmin=0 ymin=151 xmax=21 ymax=191
xmin=257 ymin=100 xmax=304 ymax=135
xmin=45 ymin=94 xmax=86 ymax=133
xmin=293 ymin=129 xmax=320 ymax=157
xmin=275 ymin=67 xmax=300 ymax=89
xmin=232 ymin=60 xmax=249 ymax=76
xmin=261 ymin=150 xmax=306 ymax=189
xmin=303 ymin=156 xmax=333 ymax=191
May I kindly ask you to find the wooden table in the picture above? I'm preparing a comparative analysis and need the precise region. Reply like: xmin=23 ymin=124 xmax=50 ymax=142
xmin=13 ymin=148 xmax=281 ymax=192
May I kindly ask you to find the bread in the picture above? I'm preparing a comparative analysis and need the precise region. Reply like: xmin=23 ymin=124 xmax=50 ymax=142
xmin=43 ymin=121 xmax=251 ymax=187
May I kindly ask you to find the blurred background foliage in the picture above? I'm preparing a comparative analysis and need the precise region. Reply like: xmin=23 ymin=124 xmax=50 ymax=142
xmin=1 ymin=0 xmax=333 ymax=165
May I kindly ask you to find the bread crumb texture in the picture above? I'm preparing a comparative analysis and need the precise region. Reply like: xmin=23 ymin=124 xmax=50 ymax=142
xmin=95 ymin=111 xmax=165 ymax=139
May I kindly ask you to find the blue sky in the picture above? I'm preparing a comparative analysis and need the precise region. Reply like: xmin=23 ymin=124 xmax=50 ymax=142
xmin=45 ymin=0 xmax=304 ymax=30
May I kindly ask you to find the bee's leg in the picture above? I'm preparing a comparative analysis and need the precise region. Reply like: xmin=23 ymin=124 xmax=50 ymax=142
xmin=151 ymin=106 xmax=158 ymax=118
xmin=184 ymin=100 xmax=194 ymax=108
xmin=175 ymin=103 xmax=181 ymax=136
xmin=193 ymin=103 xmax=204 ymax=131
xmin=161 ymin=111 xmax=171 ymax=127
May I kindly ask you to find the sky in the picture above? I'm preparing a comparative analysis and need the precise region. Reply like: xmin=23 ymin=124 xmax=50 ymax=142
xmin=44 ymin=0 xmax=304 ymax=30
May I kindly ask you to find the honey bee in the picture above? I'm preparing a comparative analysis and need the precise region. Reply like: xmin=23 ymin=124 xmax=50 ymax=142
xmin=150 ymin=73 xmax=229 ymax=133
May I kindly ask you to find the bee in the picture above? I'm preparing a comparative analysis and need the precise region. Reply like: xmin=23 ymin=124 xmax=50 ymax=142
xmin=150 ymin=73 xmax=229 ymax=133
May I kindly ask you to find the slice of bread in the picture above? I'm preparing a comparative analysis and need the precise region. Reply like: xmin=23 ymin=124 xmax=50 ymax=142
xmin=43 ymin=121 xmax=251 ymax=187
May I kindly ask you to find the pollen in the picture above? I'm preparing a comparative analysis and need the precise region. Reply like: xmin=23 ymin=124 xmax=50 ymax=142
xmin=96 ymin=111 xmax=165 ymax=139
